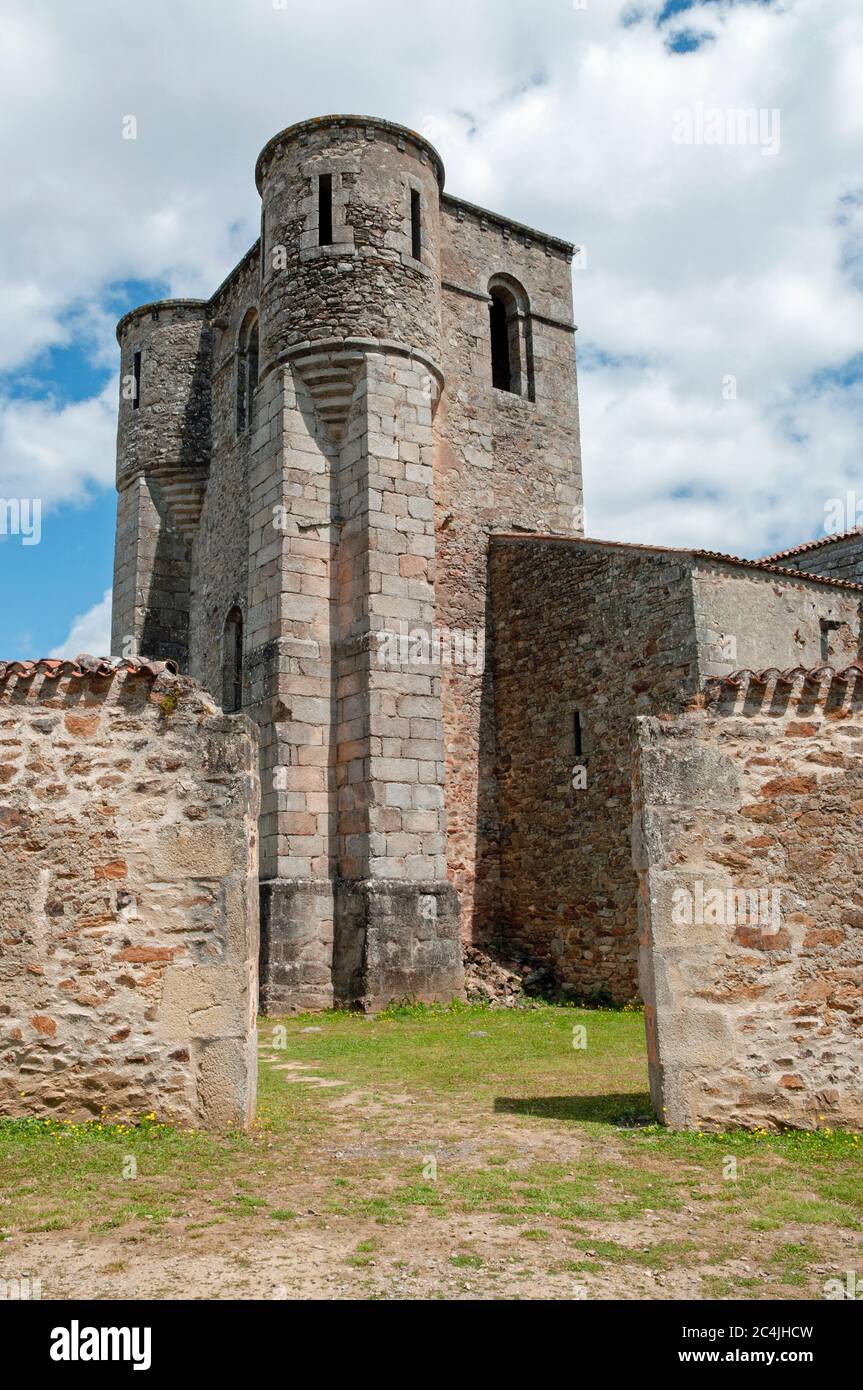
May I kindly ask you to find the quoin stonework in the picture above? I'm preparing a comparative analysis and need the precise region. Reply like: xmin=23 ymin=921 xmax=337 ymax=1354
xmin=3 ymin=113 xmax=859 ymax=1131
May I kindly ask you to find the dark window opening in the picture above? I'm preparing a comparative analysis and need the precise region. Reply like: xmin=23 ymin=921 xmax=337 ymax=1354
xmin=573 ymin=710 xmax=583 ymax=758
xmin=247 ymin=320 xmax=259 ymax=403
xmin=488 ymin=278 xmax=535 ymax=400
xmin=223 ymin=607 xmax=243 ymax=713
xmin=410 ymin=187 xmax=422 ymax=260
xmin=318 ymin=173 xmax=333 ymax=246
xmin=236 ymin=311 xmax=259 ymax=436
xmin=132 ymin=350 xmax=141 ymax=409
xmin=489 ymin=293 xmax=512 ymax=392
xmin=236 ymin=350 xmax=246 ymax=434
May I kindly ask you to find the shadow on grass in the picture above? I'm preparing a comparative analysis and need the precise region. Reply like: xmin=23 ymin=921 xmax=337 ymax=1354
xmin=495 ymin=1093 xmax=655 ymax=1125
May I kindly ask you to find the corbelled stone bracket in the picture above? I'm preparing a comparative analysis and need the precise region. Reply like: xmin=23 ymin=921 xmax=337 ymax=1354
xmin=286 ymin=337 xmax=444 ymax=443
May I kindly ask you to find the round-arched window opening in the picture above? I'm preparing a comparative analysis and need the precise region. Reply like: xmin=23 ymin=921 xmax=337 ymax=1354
xmin=487 ymin=277 xmax=534 ymax=401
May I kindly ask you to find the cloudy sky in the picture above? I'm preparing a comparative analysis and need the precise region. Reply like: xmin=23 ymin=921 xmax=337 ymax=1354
xmin=1 ymin=0 xmax=861 ymax=657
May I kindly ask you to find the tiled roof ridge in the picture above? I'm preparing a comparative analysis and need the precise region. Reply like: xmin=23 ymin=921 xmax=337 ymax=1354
xmin=704 ymin=659 xmax=863 ymax=697
xmin=757 ymin=527 xmax=863 ymax=564
xmin=0 ymin=654 xmax=180 ymax=681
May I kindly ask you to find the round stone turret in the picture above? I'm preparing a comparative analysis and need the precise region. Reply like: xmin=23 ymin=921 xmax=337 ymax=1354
xmin=255 ymin=114 xmax=445 ymax=380
xmin=115 ymin=299 xmax=212 ymax=533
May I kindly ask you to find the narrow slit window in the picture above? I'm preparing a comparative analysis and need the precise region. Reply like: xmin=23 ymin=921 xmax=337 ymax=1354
xmin=410 ymin=187 xmax=422 ymax=260
xmin=236 ymin=310 xmax=259 ymax=436
xmin=132 ymin=350 xmax=141 ymax=410
xmin=488 ymin=278 xmax=533 ymax=399
xmin=223 ymin=607 xmax=243 ymax=713
xmin=247 ymin=320 xmax=259 ymax=408
xmin=573 ymin=710 xmax=583 ymax=758
xmin=236 ymin=351 xmax=247 ymax=434
xmin=318 ymin=173 xmax=333 ymax=246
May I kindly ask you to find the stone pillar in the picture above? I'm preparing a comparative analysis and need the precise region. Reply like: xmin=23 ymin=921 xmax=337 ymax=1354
xmin=252 ymin=362 xmax=338 ymax=1011
xmin=331 ymin=348 xmax=461 ymax=1009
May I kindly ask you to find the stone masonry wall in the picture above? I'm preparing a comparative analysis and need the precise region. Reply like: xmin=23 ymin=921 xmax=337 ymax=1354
xmin=489 ymin=538 xmax=699 ymax=1003
xmin=113 ymin=301 xmax=212 ymax=671
xmin=692 ymin=562 xmax=861 ymax=676
xmin=488 ymin=539 xmax=862 ymax=1004
xmin=761 ymin=531 xmax=863 ymax=588
xmin=0 ymin=659 xmax=259 ymax=1130
xmin=187 ymin=246 xmax=259 ymax=704
xmin=633 ymin=683 xmax=863 ymax=1132
xmin=436 ymin=198 xmax=581 ymax=943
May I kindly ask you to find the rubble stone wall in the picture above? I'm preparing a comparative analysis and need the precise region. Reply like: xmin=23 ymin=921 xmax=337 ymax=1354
xmin=488 ymin=538 xmax=699 ymax=1003
xmin=633 ymin=689 xmax=863 ymax=1132
xmin=0 ymin=662 xmax=259 ymax=1130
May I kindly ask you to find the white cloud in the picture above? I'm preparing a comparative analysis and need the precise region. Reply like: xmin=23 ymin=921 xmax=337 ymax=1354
xmin=0 ymin=380 xmax=116 ymax=506
xmin=49 ymin=588 xmax=112 ymax=659
xmin=0 ymin=0 xmax=860 ymax=554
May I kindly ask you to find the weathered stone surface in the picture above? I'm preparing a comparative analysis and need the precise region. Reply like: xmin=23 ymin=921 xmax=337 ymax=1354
xmin=489 ymin=537 xmax=862 ymax=1005
xmin=108 ymin=109 xmax=863 ymax=1047
xmin=633 ymin=700 xmax=863 ymax=1132
xmin=0 ymin=665 xmax=259 ymax=1130
xmin=112 ymin=112 xmax=579 ymax=1011
xmin=332 ymin=878 xmax=463 ymax=1012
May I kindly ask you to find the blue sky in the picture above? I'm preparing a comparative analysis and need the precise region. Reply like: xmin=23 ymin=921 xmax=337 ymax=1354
xmin=0 ymin=277 xmax=166 ymax=656
xmin=1 ymin=0 xmax=861 ymax=658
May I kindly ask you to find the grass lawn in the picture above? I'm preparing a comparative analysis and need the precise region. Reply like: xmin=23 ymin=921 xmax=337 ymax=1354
xmin=1 ymin=1003 xmax=861 ymax=1300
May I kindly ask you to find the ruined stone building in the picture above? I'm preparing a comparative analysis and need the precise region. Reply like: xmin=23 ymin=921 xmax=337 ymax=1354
xmin=111 ymin=113 xmax=580 ymax=1015
xmin=109 ymin=112 xmax=863 ymax=1058
xmin=1 ymin=112 xmax=859 ymax=1133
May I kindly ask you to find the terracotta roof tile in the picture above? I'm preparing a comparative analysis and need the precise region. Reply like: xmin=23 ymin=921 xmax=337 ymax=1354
xmin=756 ymin=527 xmax=863 ymax=564
xmin=704 ymin=659 xmax=863 ymax=697
xmin=0 ymin=654 xmax=179 ymax=682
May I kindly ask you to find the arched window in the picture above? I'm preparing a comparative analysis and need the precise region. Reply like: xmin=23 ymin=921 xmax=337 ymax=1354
xmin=236 ymin=309 xmax=259 ymax=435
xmin=488 ymin=276 xmax=534 ymax=401
xmin=223 ymin=606 xmax=243 ymax=713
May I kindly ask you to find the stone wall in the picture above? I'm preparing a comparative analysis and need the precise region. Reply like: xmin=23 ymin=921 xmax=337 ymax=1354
xmin=187 ymin=245 xmax=259 ymax=705
xmin=633 ymin=677 xmax=863 ymax=1132
xmin=488 ymin=538 xmax=863 ymax=1005
xmin=759 ymin=531 xmax=863 ymax=587
xmin=489 ymin=537 xmax=699 ymax=1003
xmin=436 ymin=196 xmax=581 ymax=942
xmin=0 ymin=659 xmax=259 ymax=1130
xmin=692 ymin=560 xmax=861 ymax=675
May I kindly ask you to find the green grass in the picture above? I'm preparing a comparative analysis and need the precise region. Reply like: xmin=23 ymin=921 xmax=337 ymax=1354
xmin=1 ymin=1003 xmax=861 ymax=1299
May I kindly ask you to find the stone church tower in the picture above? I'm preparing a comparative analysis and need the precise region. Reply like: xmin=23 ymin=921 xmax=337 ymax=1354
xmin=111 ymin=114 xmax=582 ymax=1012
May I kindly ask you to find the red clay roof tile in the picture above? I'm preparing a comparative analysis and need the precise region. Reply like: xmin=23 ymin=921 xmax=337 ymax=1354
xmin=705 ymin=659 xmax=863 ymax=695
xmin=0 ymin=654 xmax=179 ymax=682
xmin=757 ymin=528 xmax=863 ymax=564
